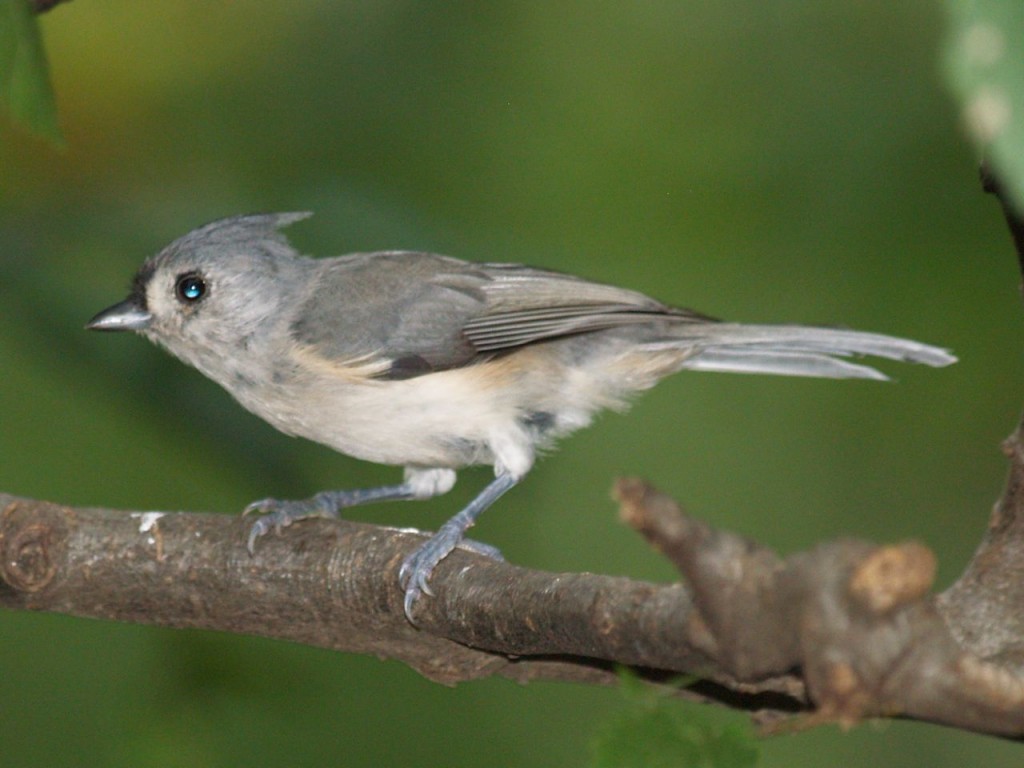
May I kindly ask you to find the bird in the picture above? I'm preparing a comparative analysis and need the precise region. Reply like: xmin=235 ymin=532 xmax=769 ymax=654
xmin=87 ymin=212 xmax=956 ymax=621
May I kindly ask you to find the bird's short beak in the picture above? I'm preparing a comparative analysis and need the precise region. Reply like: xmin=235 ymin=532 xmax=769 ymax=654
xmin=86 ymin=298 xmax=153 ymax=332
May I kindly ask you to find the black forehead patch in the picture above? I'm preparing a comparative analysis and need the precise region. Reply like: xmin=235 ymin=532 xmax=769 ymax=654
xmin=129 ymin=262 xmax=156 ymax=310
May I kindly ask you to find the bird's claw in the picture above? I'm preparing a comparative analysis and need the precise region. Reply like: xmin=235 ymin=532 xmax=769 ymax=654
xmin=398 ymin=531 xmax=504 ymax=621
xmin=398 ymin=545 xmax=442 ymax=621
xmin=242 ymin=497 xmax=279 ymax=517
xmin=456 ymin=539 xmax=504 ymax=561
xmin=243 ymin=497 xmax=336 ymax=554
xmin=246 ymin=515 xmax=273 ymax=555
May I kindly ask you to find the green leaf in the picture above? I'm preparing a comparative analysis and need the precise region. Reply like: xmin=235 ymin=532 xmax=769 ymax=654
xmin=0 ymin=0 xmax=62 ymax=142
xmin=944 ymin=0 xmax=1024 ymax=213
xmin=589 ymin=671 xmax=760 ymax=768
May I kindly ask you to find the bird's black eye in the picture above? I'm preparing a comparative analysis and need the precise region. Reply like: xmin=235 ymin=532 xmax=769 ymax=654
xmin=175 ymin=273 xmax=207 ymax=303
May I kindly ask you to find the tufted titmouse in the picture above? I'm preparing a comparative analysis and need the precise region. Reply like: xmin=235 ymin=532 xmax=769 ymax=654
xmin=87 ymin=212 xmax=955 ymax=620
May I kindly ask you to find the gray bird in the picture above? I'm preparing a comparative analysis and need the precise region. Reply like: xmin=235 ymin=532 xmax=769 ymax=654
xmin=87 ymin=212 xmax=956 ymax=620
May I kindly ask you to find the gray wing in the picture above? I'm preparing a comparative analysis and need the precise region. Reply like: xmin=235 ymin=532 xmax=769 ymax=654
xmin=461 ymin=262 xmax=712 ymax=352
xmin=290 ymin=252 xmax=709 ymax=378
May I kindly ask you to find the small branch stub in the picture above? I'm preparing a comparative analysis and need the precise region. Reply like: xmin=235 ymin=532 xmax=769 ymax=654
xmin=1 ymin=500 xmax=62 ymax=592
xmin=848 ymin=543 xmax=936 ymax=615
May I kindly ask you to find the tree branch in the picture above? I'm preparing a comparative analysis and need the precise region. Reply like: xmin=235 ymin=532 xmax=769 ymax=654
xmin=0 ymin=492 xmax=798 ymax=710
xmin=5 ymin=461 xmax=1024 ymax=739
xmin=980 ymin=162 xmax=1024 ymax=283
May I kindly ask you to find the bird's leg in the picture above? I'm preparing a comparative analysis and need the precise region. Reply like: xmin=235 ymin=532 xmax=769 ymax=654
xmin=399 ymin=471 xmax=518 ymax=621
xmin=245 ymin=467 xmax=457 ymax=554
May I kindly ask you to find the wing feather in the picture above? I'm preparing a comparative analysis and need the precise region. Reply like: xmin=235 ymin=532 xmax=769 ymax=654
xmin=291 ymin=253 xmax=710 ymax=377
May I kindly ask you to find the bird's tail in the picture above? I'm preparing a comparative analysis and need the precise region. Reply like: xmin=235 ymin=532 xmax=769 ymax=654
xmin=648 ymin=323 xmax=956 ymax=381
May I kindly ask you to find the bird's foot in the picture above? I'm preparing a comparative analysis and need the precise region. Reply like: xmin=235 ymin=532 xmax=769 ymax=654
xmin=243 ymin=492 xmax=344 ymax=554
xmin=398 ymin=523 xmax=503 ymax=621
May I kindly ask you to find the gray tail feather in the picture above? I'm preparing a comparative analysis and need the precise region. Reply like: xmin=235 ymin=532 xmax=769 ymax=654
xmin=655 ymin=323 xmax=956 ymax=380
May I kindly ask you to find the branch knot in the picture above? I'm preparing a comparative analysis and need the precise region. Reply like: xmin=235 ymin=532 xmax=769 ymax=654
xmin=1 ymin=501 xmax=63 ymax=592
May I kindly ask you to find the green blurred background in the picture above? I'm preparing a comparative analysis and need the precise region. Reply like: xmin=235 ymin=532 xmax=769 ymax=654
xmin=2 ymin=1 xmax=1022 ymax=765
